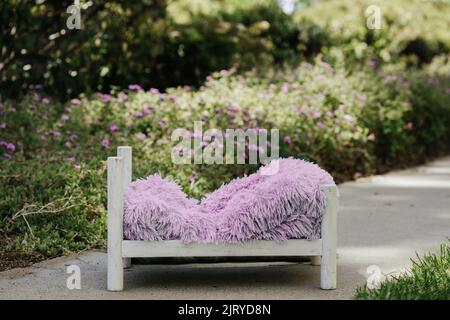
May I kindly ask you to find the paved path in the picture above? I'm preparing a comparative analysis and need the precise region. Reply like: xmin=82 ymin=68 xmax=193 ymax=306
xmin=1 ymin=157 xmax=449 ymax=299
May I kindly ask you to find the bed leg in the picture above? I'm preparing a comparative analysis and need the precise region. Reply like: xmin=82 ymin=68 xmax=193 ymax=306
xmin=320 ymin=185 xmax=337 ymax=290
xmin=107 ymin=157 xmax=124 ymax=291
xmin=311 ymin=256 xmax=321 ymax=266
xmin=123 ymin=258 xmax=131 ymax=269
xmin=117 ymin=147 xmax=132 ymax=271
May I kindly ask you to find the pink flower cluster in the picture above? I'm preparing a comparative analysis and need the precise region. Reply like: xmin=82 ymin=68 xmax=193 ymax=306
xmin=0 ymin=140 xmax=16 ymax=160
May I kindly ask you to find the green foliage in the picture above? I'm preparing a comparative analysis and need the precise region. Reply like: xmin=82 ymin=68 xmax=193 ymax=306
xmin=295 ymin=0 xmax=450 ymax=66
xmin=1 ymin=159 xmax=106 ymax=257
xmin=3 ymin=0 xmax=449 ymax=100
xmin=1 ymin=59 xmax=449 ymax=257
xmin=1 ymin=0 xmax=318 ymax=100
xmin=354 ymin=243 xmax=450 ymax=300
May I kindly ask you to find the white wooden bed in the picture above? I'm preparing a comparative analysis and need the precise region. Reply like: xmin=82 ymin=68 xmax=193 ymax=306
xmin=107 ymin=146 xmax=337 ymax=291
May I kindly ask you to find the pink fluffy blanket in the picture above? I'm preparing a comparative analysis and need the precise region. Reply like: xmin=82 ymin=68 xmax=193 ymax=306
xmin=123 ymin=158 xmax=335 ymax=243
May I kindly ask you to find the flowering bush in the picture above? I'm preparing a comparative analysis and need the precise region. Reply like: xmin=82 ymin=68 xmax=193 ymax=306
xmin=0 ymin=60 xmax=449 ymax=258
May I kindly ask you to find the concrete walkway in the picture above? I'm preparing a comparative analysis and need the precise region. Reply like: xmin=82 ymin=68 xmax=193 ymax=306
xmin=1 ymin=157 xmax=449 ymax=299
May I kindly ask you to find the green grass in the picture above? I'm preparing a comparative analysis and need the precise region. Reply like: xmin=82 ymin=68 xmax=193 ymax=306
xmin=354 ymin=243 xmax=450 ymax=300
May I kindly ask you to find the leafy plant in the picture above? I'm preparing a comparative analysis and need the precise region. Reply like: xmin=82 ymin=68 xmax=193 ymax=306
xmin=354 ymin=243 xmax=450 ymax=300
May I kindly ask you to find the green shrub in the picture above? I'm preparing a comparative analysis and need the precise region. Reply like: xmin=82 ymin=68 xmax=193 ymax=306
xmin=0 ymin=0 xmax=317 ymax=100
xmin=354 ymin=243 xmax=450 ymax=300
xmin=3 ymin=0 xmax=449 ymax=101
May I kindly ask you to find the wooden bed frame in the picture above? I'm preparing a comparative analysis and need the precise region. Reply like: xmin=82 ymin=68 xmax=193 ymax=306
xmin=107 ymin=146 xmax=338 ymax=291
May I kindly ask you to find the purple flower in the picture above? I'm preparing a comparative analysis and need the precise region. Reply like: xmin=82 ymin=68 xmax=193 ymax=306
xmin=317 ymin=122 xmax=325 ymax=129
xmin=109 ymin=124 xmax=119 ymax=133
xmin=343 ymin=114 xmax=354 ymax=122
xmin=50 ymin=131 xmax=61 ymax=138
xmin=10 ymin=107 xmax=16 ymax=113
xmin=7 ymin=143 xmax=15 ymax=153
xmin=296 ymin=106 xmax=307 ymax=115
xmin=66 ymin=107 xmax=73 ymax=113
xmin=72 ymin=164 xmax=81 ymax=170
xmin=102 ymin=138 xmax=110 ymax=149
xmin=158 ymin=119 xmax=167 ymax=128
xmin=128 ymin=84 xmax=143 ymax=91
xmin=310 ymin=109 xmax=321 ymax=119
xmin=42 ymin=98 xmax=50 ymax=105
xmin=283 ymin=136 xmax=291 ymax=145
xmin=0 ymin=141 xmax=15 ymax=153
xmin=0 ymin=123 xmax=5 ymax=129
xmin=384 ymin=75 xmax=398 ymax=83
xmin=367 ymin=59 xmax=377 ymax=68
xmin=3 ymin=153 xmax=12 ymax=160
xmin=135 ymin=111 xmax=144 ymax=118
xmin=321 ymin=62 xmax=333 ymax=71
xmin=71 ymin=98 xmax=81 ymax=105
xmin=64 ymin=157 xmax=76 ymax=163
xmin=137 ymin=133 xmax=146 ymax=140
xmin=118 ymin=92 xmax=128 ymax=102
xmin=357 ymin=94 xmax=366 ymax=102
xmin=142 ymin=107 xmax=152 ymax=116
xmin=98 ymin=94 xmax=112 ymax=103
xmin=61 ymin=114 xmax=70 ymax=121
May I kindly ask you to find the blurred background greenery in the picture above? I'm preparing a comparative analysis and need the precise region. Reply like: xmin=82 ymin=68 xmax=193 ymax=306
xmin=1 ymin=0 xmax=449 ymax=100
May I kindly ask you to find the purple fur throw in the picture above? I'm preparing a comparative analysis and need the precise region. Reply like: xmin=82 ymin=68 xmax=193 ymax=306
xmin=123 ymin=158 xmax=335 ymax=243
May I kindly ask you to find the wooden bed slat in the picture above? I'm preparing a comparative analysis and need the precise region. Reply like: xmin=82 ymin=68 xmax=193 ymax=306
xmin=122 ymin=239 xmax=322 ymax=258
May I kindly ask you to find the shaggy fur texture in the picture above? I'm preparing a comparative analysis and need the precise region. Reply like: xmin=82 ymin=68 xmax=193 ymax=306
xmin=123 ymin=158 xmax=335 ymax=243
xmin=123 ymin=175 xmax=217 ymax=242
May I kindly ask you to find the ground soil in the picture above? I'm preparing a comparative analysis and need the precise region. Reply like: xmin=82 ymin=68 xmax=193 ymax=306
xmin=0 ymin=235 xmax=44 ymax=271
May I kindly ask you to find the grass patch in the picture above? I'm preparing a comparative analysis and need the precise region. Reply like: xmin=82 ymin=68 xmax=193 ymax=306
xmin=354 ymin=243 xmax=450 ymax=300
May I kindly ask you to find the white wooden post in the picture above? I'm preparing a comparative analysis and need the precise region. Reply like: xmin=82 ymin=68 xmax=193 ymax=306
xmin=117 ymin=146 xmax=132 ymax=269
xmin=107 ymin=156 xmax=124 ymax=291
xmin=320 ymin=184 xmax=338 ymax=290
